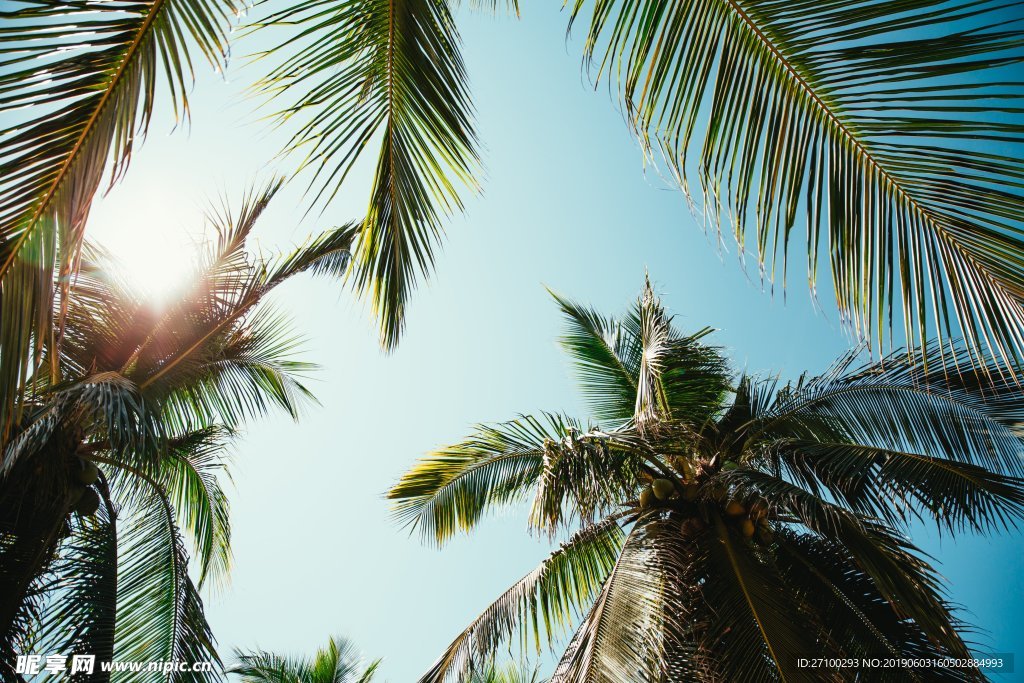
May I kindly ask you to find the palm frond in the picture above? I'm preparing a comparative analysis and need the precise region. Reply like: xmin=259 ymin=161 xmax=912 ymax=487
xmin=232 ymin=636 xmax=378 ymax=683
xmin=388 ymin=414 xmax=568 ymax=544
xmin=549 ymin=525 xmax=670 ymax=683
xmin=0 ymin=0 xmax=237 ymax=434
xmin=552 ymin=283 xmax=731 ymax=429
xmin=728 ymin=469 xmax=973 ymax=659
xmin=694 ymin=515 xmax=814 ymax=682
xmin=160 ymin=428 xmax=234 ymax=590
xmin=774 ymin=530 xmax=982 ymax=682
xmin=35 ymin=495 xmax=119 ymax=679
xmin=155 ymin=306 xmax=317 ymax=431
xmin=253 ymin=0 xmax=479 ymax=349
xmin=749 ymin=345 xmax=1024 ymax=478
xmin=567 ymin=0 xmax=1024 ymax=370
xmin=774 ymin=440 xmax=1024 ymax=534
xmin=550 ymin=290 xmax=640 ymax=425
xmin=111 ymin=486 xmax=221 ymax=681
xmin=420 ymin=519 xmax=624 ymax=683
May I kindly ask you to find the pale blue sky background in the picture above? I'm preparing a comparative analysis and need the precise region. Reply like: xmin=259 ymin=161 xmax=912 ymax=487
xmin=85 ymin=2 xmax=1023 ymax=679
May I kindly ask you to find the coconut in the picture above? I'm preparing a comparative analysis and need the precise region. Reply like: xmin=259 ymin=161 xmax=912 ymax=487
xmin=724 ymin=501 xmax=746 ymax=517
xmin=740 ymin=518 xmax=756 ymax=538
xmin=681 ymin=483 xmax=700 ymax=502
xmin=721 ymin=461 xmax=738 ymax=472
xmin=639 ymin=486 xmax=655 ymax=509
xmin=77 ymin=459 xmax=99 ymax=486
xmin=652 ymin=478 xmax=675 ymax=501
xmin=673 ymin=457 xmax=697 ymax=480
xmin=749 ymin=500 xmax=768 ymax=520
xmin=756 ymin=525 xmax=775 ymax=545
xmin=75 ymin=487 xmax=100 ymax=517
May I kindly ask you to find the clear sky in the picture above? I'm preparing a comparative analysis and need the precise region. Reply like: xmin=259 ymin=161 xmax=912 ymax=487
xmin=87 ymin=2 xmax=1023 ymax=679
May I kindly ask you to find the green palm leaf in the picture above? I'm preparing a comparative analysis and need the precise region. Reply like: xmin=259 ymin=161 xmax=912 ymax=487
xmin=549 ymin=524 xmax=670 ymax=683
xmin=112 ymin=486 xmax=220 ymax=682
xmin=420 ymin=519 xmax=623 ymax=683
xmin=389 ymin=414 xmax=571 ymax=544
xmin=0 ymin=0 xmax=237 ymax=434
xmin=35 ymin=490 xmax=119 ymax=681
xmin=568 ymin=0 xmax=1024 ymax=370
xmin=552 ymin=283 xmax=731 ymax=428
xmin=160 ymin=428 xmax=234 ymax=590
xmin=254 ymin=0 xmax=479 ymax=349
xmin=774 ymin=530 xmax=979 ymax=682
xmin=233 ymin=636 xmax=380 ymax=683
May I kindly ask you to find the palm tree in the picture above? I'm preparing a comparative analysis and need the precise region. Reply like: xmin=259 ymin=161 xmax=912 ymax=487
xmin=0 ymin=0 xmax=239 ymax=435
xmin=232 ymin=637 xmax=381 ymax=683
xmin=6 ymin=0 xmax=1022 ymax=371
xmin=0 ymin=182 xmax=356 ymax=680
xmin=232 ymin=640 xmax=541 ymax=683
xmin=389 ymin=278 xmax=1024 ymax=682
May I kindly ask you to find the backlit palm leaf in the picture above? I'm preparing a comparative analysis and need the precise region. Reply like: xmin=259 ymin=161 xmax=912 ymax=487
xmin=568 ymin=0 xmax=1024 ymax=370
xmin=254 ymin=0 xmax=479 ymax=349
xmin=0 ymin=0 xmax=237 ymax=435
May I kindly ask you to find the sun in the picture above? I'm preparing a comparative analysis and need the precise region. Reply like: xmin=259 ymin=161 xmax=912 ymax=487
xmin=112 ymin=232 xmax=199 ymax=304
xmin=87 ymin=202 xmax=203 ymax=306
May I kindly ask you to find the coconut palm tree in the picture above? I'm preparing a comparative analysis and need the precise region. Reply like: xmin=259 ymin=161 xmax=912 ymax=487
xmin=232 ymin=641 xmax=541 ymax=683
xmin=389 ymin=278 xmax=1024 ymax=682
xmin=4 ymin=0 xmax=1023 ymax=379
xmin=0 ymin=182 xmax=357 ymax=681
xmin=232 ymin=637 xmax=381 ymax=683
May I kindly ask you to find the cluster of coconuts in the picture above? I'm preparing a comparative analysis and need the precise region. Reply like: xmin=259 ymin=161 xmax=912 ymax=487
xmin=635 ymin=458 xmax=774 ymax=545
xmin=723 ymin=497 xmax=773 ymax=544
xmin=68 ymin=457 xmax=101 ymax=517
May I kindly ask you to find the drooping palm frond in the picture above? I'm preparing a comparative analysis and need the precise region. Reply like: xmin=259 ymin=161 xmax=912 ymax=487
xmin=723 ymin=470 xmax=976 ymax=660
xmin=0 ymin=0 xmax=237 ymax=436
xmin=252 ymin=0 xmax=479 ymax=349
xmin=159 ymin=428 xmax=234 ymax=590
xmin=568 ymin=0 xmax=1024 ymax=371
xmin=753 ymin=345 xmax=1024 ymax=475
xmin=549 ymin=523 xmax=674 ymax=683
xmin=690 ymin=516 xmax=815 ymax=682
xmin=389 ymin=414 xmax=573 ymax=544
xmin=111 ymin=486 xmax=221 ymax=681
xmin=35 ymin=490 xmax=119 ymax=676
xmin=420 ymin=519 xmax=624 ymax=683
xmin=774 ymin=530 xmax=979 ymax=682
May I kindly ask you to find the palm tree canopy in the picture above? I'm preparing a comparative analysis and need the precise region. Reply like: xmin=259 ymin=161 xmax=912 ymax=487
xmin=390 ymin=277 xmax=1024 ymax=682
xmin=0 ymin=184 xmax=357 ymax=681
xmin=233 ymin=636 xmax=380 ymax=683
xmin=0 ymin=0 xmax=239 ymax=436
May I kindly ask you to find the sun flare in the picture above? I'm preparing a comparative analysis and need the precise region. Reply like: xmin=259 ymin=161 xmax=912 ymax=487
xmin=89 ymin=214 xmax=202 ymax=306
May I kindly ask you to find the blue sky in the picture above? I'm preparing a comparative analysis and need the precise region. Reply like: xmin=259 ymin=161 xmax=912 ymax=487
xmin=87 ymin=2 xmax=1023 ymax=679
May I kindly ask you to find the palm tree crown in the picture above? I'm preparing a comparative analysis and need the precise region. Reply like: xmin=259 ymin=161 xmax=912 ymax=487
xmin=389 ymin=278 xmax=1024 ymax=682
xmin=0 ymin=183 xmax=356 ymax=681
xmin=233 ymin=636 xmax=380 ymax=683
